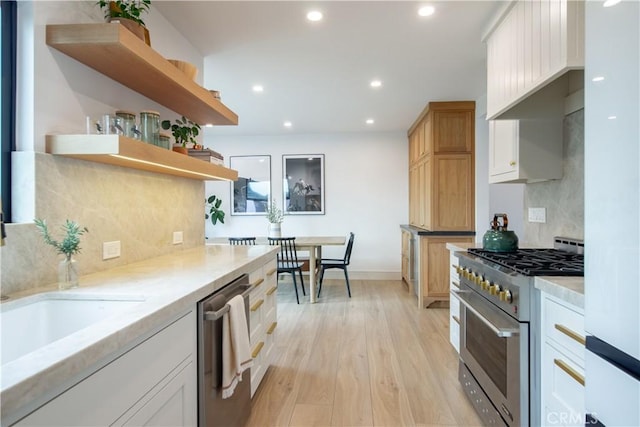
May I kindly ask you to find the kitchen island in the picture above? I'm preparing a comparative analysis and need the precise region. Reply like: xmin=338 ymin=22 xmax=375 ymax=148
xmin=0 ymin=244 xmax=278 ymax=426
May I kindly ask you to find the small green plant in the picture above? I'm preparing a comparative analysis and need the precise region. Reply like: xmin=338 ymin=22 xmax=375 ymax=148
xmin=161 ymin=116 xmax=201 ymax=148
xmin=205 ymin=195 xmax=225 ymax=226
xmin=34 ymin=219 xmax=89 ymax=260
xmin=97 ymin=0 xmax=151 ymax=27
xmin=266 ymin=199 xmax=283 ymax=224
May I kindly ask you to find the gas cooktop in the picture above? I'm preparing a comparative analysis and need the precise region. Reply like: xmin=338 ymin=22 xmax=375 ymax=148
xmin=467 ymin=248 xmax=584 ymax=276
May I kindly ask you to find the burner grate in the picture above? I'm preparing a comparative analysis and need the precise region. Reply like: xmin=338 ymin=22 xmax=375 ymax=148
xmin=468 ymin=248 xmax=584 ymax=276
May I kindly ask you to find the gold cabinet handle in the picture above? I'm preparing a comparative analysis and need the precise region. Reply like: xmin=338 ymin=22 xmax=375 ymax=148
xmin=452 ymin=315 xmax=460 ymax=325
xmin=252 ymin=342 xmax=264 ymax=358
xmin=266 ymin=267 xmax=277 ymax=276
xmin=452 ymin=281 xmax=460 ymax=288
xmin=554 ymin=358 xmax=585 ymax=386
xmin=252 ymin=277 xmax=264 ymax=287
xmin=266 ymin=286 xmax=277 ymax=296
xmin=250 ymin=299 xmax=264 ymax=312
xmin=267 ymin=322 xmax=277 ymax=335
xmin=555 ymin=324 xmax=586 ymax=346
xmin=509 ymin=160 xmax=516 ymax=166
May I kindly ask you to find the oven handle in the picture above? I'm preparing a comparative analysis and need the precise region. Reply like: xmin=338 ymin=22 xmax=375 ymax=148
xmin=451 ymin=290 xmax=520 ymax=338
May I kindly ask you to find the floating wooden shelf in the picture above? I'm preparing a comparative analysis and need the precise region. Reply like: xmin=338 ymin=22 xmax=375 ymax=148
xmin=46 ymin=23 xmax=238 ymax=126
xmin=46 ymin=135 xmax=238 ymax=181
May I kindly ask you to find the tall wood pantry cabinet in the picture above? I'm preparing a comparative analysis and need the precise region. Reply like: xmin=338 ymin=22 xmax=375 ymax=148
xmin=403 ymin=101 xmax=475 ymax=308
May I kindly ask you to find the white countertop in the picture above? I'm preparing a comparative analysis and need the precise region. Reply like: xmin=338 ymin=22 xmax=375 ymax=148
xmin=0 ymin=244 xmax=278 ymax=423
xmin=535 ymin=276 xmax=585 ymax=308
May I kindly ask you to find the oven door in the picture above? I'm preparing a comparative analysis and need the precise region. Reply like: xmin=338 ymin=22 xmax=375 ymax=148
xmin=453 ymin=289 xmax=529 ymax=427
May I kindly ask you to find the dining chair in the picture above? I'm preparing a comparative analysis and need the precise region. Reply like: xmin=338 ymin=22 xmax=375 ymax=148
xmin=268 ymin=237 xmax=306 ymax=304
xmin=228 ymin=237 xmax=256 ymax=245
xmin=317 ymin=232 xmax=355 ymax=298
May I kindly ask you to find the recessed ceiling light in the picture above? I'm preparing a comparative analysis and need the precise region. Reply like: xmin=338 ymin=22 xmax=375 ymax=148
xmin=370 ymin=80 xmax=382 ymax=88
xmin=603 ymin=0 xmax=621 ymax=7
xmin=418 ymin=5 xmax=435 ymax=17
xmin=283 ymin=121 xmax=292 ymax=128
xmin=608 ymin=115 xmax=617 ymax=120
xmin=592 ymin=76 xmax=605 ymax=82
xmin=252 ymin=85 xmax=264 ymax=93
xmin=205 ymin=123 xmax=213 ymax=128
xmin=366 ymin=119 xmax=375 ymax=125
xmin=307 ymin=10 xmax=323 ymax=21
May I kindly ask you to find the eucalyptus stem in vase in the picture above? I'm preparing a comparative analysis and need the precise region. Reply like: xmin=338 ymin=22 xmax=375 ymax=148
xmin=266 ymin=199 xmax=283 ymax=238
xmin=34 ymin=219 xmax=89 ymax=290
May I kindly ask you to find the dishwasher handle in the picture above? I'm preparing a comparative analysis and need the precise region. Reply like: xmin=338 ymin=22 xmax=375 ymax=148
xmin=203 ymin=283 xmax=254 ymax=321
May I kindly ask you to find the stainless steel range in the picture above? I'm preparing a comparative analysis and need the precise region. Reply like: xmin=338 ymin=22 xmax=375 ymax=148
xmin=452 ymin=237 xmax=584 ymax=427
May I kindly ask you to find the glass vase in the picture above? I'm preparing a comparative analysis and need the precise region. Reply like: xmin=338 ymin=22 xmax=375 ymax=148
xmin=58 ymin=256 xmax=79 ymax=290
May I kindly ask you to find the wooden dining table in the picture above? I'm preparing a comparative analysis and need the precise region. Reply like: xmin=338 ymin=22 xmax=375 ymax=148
xmin=212 ymin=235 xmax=346 ymax=303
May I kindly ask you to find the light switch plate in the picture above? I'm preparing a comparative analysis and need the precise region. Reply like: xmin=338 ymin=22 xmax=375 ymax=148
xmin=172 ymin=231 xmax=183 ymax=245
xmin=103 ymin=241 xmax=121 ymax=260
xmin=528 ymin=207 xmax=547 ymax=223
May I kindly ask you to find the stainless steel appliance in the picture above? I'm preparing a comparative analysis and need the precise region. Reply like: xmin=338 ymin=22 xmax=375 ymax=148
xmin=197 ymin=274 xmax=252 ymax=427
xmin=453 ymin=237 xmax=584 ymax=427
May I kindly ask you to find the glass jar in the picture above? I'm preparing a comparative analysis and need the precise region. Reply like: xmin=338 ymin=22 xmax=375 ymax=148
xmin=140 ymin=110 xmax=160 ymax=145
xmin=159 ymin=132 xmax=171 ymax=150
xmin=115 ymin=110 xmax=137 ymax=139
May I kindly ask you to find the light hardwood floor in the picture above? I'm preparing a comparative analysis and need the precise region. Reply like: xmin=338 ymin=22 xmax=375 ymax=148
xmin=247 ymin=278 xmax=483 ymax=427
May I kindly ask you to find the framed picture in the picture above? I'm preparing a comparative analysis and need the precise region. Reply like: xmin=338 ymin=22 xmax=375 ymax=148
xmin=282 ymin=154 xmax=325 ymax=215
xmin=229 ymin=155 xmax=271 ymax=215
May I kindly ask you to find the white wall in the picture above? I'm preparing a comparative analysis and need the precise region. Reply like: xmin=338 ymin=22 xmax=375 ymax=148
xmin=204 ymin=131 xmax=408 ymax=279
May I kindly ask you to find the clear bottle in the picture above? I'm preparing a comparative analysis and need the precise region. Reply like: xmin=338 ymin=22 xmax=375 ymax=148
xmin=159 ymin=132 xmax=171 ymax=150
xmin=140 ymin=110 xmax=160 ymax=145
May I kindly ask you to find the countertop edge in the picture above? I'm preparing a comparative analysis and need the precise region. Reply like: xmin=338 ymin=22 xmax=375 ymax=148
xmin=400 ymin=224 xmax=476 ymax=237
xmin=535 ymin=276 xmax=585 ymax=309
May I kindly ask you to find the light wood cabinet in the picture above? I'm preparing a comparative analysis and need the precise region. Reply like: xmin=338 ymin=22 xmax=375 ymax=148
xmin=540 ymin=292 xmax=585 ymax=426
xmin=401 ymin=229 xmax=411 ymax=285
xmin=248 ymin=258 xmax=278 ymax=397
xmin=407 ymin=101 xmax=475 ymax=231
xmin=418 ymin=236 xmax=472 ymax=308
xmin=16 ymin=311 xmax=197 ymax=426
xmin=488 ymin=119 xmax=563 ymax=183
xmin=486 ymin=0 xmax=584 ymax=119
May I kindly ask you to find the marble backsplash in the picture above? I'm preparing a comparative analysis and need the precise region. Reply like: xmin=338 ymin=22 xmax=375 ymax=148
xmin=524 ymin=109 xmax=584 ymax=246
xmin=0 ymin=152 xmax=205 ymax=296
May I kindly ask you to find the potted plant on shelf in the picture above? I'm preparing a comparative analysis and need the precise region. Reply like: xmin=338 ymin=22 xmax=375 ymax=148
xmin=161 ymin=116 xmax=201 ymax=155
xmin=266 ymin=199 xmax=283 ymax=238
xmin=97 ymin=0 xmax=151 ymax=45
xmin=34 ymin=218 xmax=89 ymax=290
xmin=205 ymin=194 xmax=225 ymax=226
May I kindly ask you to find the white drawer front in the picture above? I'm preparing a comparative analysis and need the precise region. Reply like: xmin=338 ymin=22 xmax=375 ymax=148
xmin=542 ymin=342 xmax=585 ymax=427
xmin=544 ymin=295 xmax=585 ymax=362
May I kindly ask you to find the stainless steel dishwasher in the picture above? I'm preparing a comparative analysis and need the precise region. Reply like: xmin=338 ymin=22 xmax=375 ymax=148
xmin=197 ymin=274 xmax=252 ymax=427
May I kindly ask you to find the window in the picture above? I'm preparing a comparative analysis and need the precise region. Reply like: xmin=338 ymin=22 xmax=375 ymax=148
xmin=1 ymin=0 xmax=17 ymax=221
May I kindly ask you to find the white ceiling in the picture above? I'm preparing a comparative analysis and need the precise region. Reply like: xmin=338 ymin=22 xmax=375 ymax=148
xmin=154 ymin=1 xmax=503 ymax=136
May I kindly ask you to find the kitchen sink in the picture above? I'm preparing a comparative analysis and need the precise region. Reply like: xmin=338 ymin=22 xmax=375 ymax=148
xmin=1 ymin=293 xmax=145 ymax=365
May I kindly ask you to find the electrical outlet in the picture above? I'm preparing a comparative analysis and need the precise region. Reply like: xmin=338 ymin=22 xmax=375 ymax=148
xmin=103 ymin=241 xmax=121 ymax=260
xmin=172 ymin=231 xmax=183 ymax=245
xmin=528 ymin=207 xmax=547 ymax=223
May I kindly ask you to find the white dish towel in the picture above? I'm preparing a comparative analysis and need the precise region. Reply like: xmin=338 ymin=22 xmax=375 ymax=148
xmin=221 ymin=294 xmax=253 ymax=399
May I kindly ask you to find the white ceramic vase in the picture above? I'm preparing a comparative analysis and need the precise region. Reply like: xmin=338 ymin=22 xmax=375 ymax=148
xmin=268 ymin=222 xmax=281 ymax=238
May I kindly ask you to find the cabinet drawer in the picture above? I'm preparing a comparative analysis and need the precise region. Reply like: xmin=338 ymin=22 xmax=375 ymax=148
xmin=542 ymin=342 xmax=585 ymax=427
xmin=543 ymin=295 xmax=585 ymax=362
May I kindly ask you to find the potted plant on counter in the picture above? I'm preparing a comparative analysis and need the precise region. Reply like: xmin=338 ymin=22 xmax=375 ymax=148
xmin=97 ymin=0 xmax=151 ymax=45
xmin=161 ymin=116 xmax=201 ymax=155
xmin=34 ymin=218 xmax=89 ymax=290
xmin=266 ymin=199 xmax=283 ymax=238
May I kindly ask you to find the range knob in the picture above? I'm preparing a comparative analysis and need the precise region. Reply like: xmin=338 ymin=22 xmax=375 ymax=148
xmin=463 ymin=268 xmax=471 ymax=279
xmin=475 ymin=274 xmax=484 ymax=285
xmin=499 ymin=289 xmax=513 ymax=303
xmin=470 ymin=272 xmax=477 ymax=282
xmin=490 ymin=284 xmax=501 ymax=295
xmin=481 ymin=280 xmax=490 ymax=291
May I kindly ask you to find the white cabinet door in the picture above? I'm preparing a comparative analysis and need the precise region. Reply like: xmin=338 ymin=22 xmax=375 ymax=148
xmin=118 ymin=360 xmax=196 ymax=427
xmin=489 ymin=119 xmax=563 ymax=183
xmin=17 ymin=311 xmax=196 ymax=426
xmin=489 ymin=119 xmax=518 ymax=178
